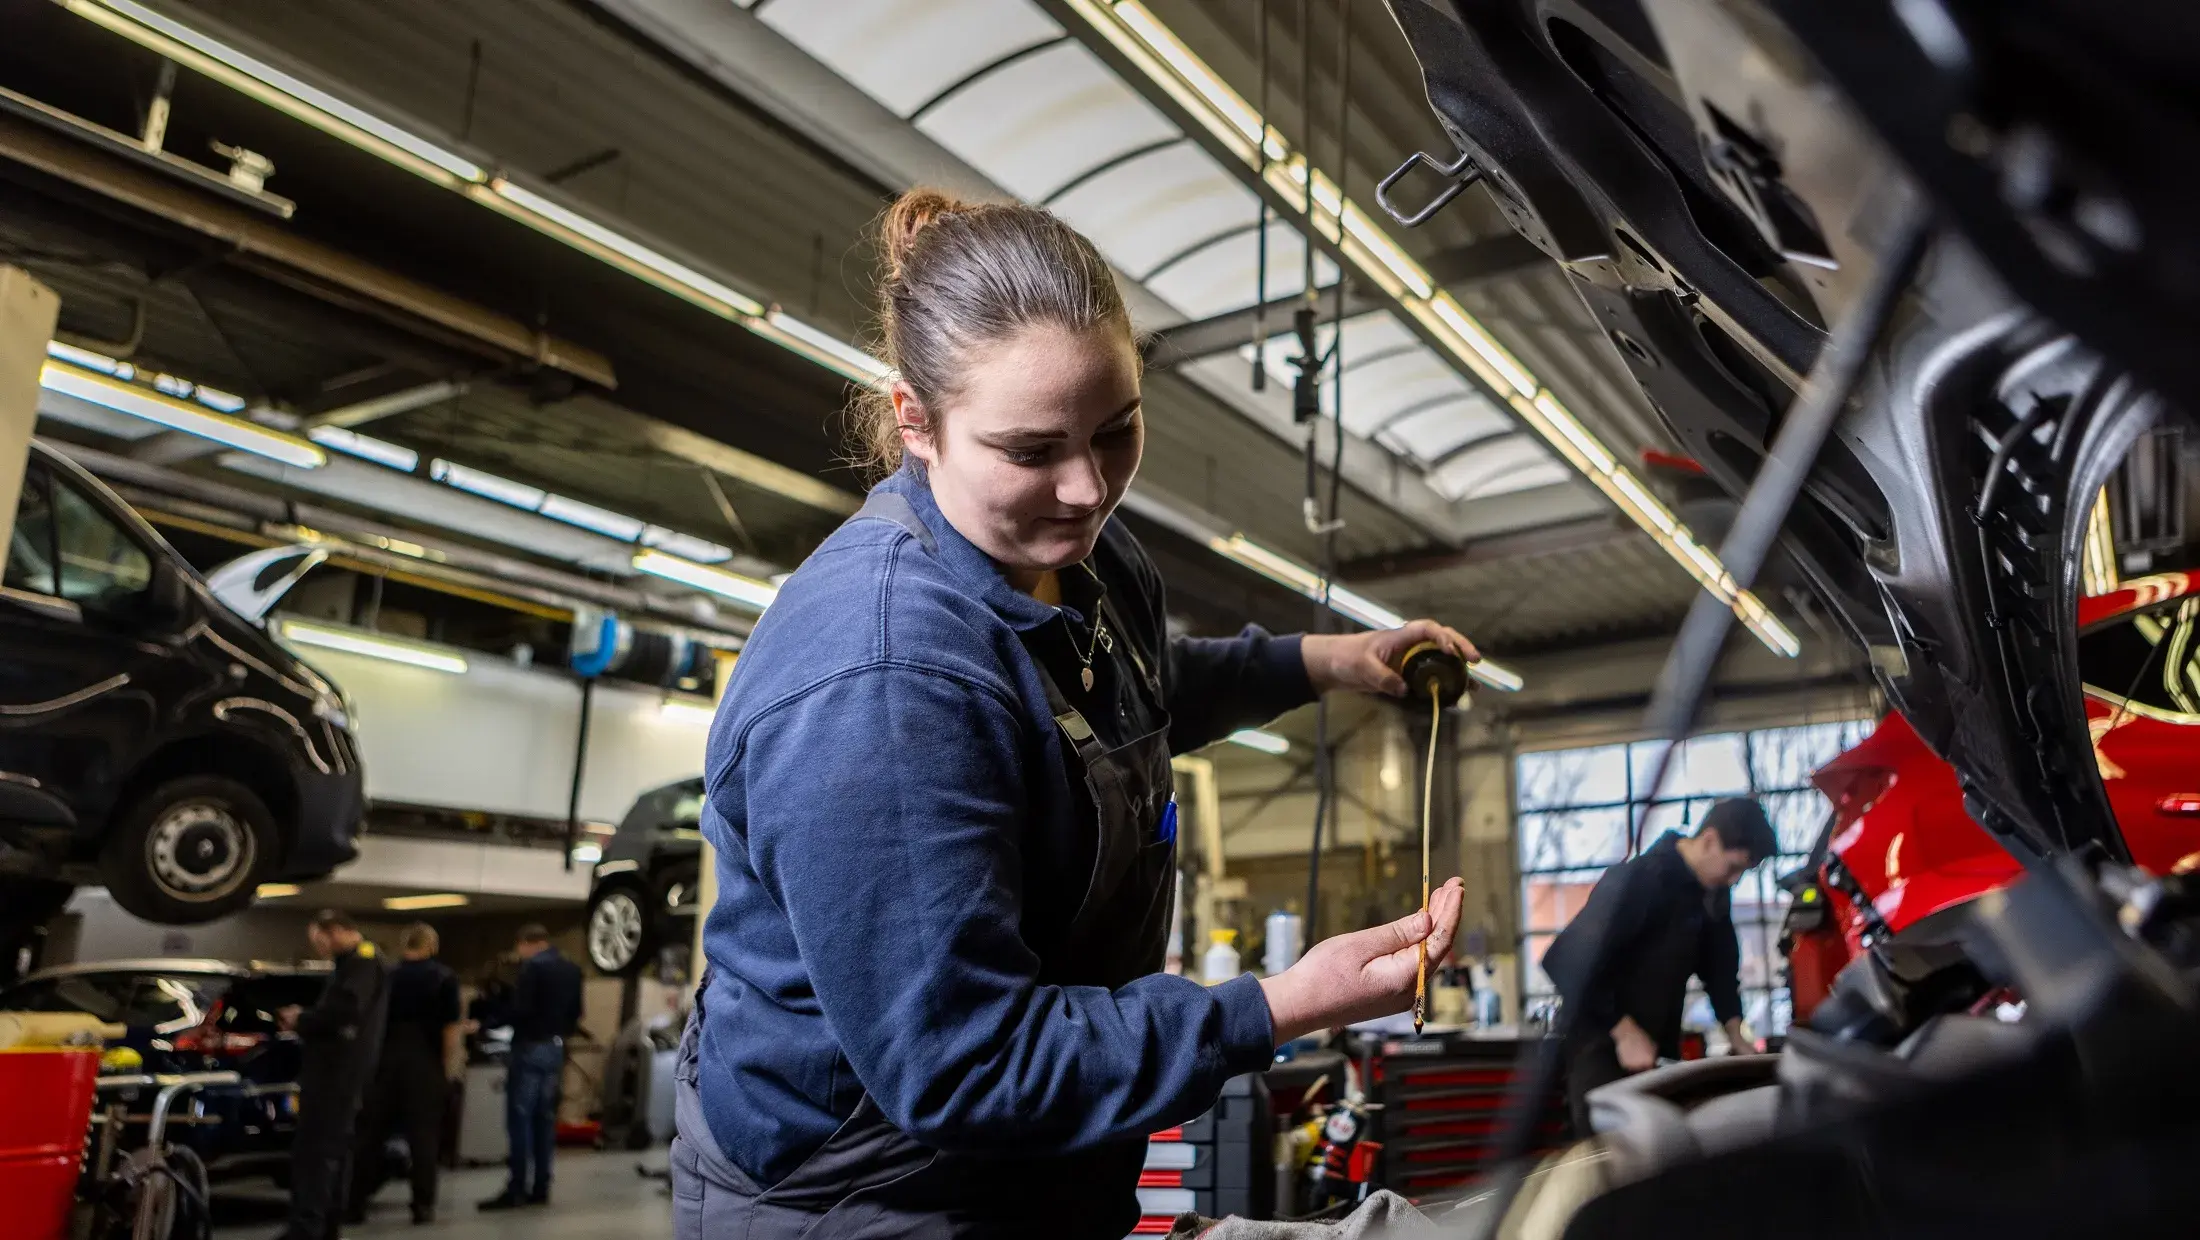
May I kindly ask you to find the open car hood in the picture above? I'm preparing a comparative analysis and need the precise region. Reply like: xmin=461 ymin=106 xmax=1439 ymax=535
xmin=1381 ymin=0 xmax=2195 ymax=867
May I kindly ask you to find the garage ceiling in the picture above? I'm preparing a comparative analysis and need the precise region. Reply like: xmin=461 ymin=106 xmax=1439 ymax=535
xmin=0 ymin=0 xmax=1797 ymax=659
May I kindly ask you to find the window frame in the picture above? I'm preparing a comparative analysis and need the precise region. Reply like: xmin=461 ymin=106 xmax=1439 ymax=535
xmin=2078 ymin=595 xmax=2200 ymax=724
xmin=44 ymin=468 xmax=156 ymax=618
xmin=4 ymin=459 xmax=60 ymax=601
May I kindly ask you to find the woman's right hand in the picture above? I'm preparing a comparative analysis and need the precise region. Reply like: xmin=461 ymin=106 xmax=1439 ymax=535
xmin=1258 ymin=877 xmax=1466 ymax=1045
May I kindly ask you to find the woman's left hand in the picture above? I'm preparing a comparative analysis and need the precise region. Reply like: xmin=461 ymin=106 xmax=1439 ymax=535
xmin=1302 ymin=619 xmax=1480 ymax=696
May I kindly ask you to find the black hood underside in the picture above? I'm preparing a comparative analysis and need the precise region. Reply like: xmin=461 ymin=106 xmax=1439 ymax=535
xmin=1381 ymin=0 xmax=2196 ymax=865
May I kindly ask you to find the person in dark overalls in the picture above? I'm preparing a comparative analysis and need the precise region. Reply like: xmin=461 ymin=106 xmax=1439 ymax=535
xmin=670 ymin=188 xmax=1477 ymax=1240
xmin=347 ymin=922 xmax=460 ymax=1225
xmin=276 ymin=909 xmax=390 ymax=1240
xmin=1541 ymin=799 xmax=1779 ymax=1135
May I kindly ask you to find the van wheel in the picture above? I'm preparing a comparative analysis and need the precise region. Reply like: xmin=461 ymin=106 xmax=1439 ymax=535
xmin=102 ymin=776 xmax=274 ymax=924
xmin=587 ymin=881 xmax=652 ymax=976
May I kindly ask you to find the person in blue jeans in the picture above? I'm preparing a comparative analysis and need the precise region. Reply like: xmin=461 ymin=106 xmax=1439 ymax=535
xmin=480 ymin=924 xmax=582 ymax=1210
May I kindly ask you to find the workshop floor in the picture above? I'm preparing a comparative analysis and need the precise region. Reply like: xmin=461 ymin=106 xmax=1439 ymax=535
xmin=210 ymin=1149 xmax=676 ymax=1237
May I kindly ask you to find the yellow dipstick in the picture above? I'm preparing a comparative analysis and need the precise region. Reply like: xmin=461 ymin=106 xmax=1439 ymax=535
xmin=1415 ymin=680 xmax=1440 ymax=1034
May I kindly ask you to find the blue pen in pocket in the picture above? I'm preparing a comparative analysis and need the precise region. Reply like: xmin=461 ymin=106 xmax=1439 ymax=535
xmin=1156 ymin=800 xmax=1177 ymax=846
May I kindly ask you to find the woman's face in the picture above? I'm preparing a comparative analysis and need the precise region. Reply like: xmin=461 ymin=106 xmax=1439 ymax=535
xmin=899 ymin=322 xmax=1143 ymax=586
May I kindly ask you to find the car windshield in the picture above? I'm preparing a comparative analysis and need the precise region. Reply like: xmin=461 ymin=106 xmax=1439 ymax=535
xmin=2080 ymin=596 xmax=2200 ymax=719
xmin=0 ymin=970 xmax=236 ymax=1032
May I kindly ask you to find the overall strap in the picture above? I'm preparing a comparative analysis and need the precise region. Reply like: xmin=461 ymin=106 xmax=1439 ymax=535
xmin=850 ymin=491 xmax=937 ymax=555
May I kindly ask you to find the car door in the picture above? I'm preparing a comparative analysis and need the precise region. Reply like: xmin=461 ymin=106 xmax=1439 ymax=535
xmin=0 ymin=457 xmax=172 ymax=832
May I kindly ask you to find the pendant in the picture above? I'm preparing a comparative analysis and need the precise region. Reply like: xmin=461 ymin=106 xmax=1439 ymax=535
xmin=1081 ymin=666 xmax=1095 ymax=692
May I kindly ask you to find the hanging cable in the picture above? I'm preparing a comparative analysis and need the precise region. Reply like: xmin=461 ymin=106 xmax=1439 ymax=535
xmin=1252 ymin=0 xmax=1271 ymax=392
xmin=1301 ymin=0 xmax=1355 ymax=946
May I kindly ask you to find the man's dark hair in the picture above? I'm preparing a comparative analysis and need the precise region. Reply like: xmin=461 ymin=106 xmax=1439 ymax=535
xmin=309 ymin=908 xmax=358 ymax=933
xmin=516 ymin=923 xmax=551 ymax=946
xmin=1697 ymin=798 xmax=1778 ymax=865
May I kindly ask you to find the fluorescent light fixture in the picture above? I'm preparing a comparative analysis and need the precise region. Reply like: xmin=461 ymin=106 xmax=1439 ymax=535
xmin=308 ymin=425 xmax=419 ymax=471
xmin=47 ymin=339 xmax=126 ymax=374
xmin=633 ymin=550 xmax=778 ymax=613
xmin=280 ymin=619 xmax=470 ymax=674
xmin=569 ymin=843 xmax=604 ymax=865
xmin=1226 ymin=728 xmax=1291 ymax=755
xmin=1063 ymin=0 xmax=1799 ymax=659
xmin=64 ymin=2 xmax=789 ymax=345
xmin=255 ymin=883 xmax=301 ymax=899
xmin=660 ymin=696 xmax=718 ymax=726
xmin=1468 ymin=660 xmax=1526 ymax=693
xmin=40 ymin=359 xmax=326 ymax=468
xmin=757 ymin=311 xmax=892 ymax=387
xmin=428 ymin=459 xmax=712 ymax=551
xmin=641 ymin=527 xmax=735 ymax=566
xmin=479 ymin=178 xmax=766 ymax=320
xmin=382 ymin=893 xmax=470 ymax=911
xmin=541 ymin=494 xmax=647 ymax=542
xmin=66 ymin=0 xmax=485 ymax=184
xmin=1210 ymin=534 xmax=1322 ymax=595
xmin=1326 ymin=585 xmax=1407 ymax=632
xmin=430 ymin=459 xmax=545 ymax=510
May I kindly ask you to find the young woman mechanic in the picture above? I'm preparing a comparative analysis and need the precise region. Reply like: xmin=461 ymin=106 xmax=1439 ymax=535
xmin=670 ymin=191 xmax=1474 ymax=1238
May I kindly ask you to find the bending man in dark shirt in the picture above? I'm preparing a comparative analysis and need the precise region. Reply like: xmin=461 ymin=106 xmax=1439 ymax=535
xmin=1541 ymin=799 xmax=1778 ymax=1134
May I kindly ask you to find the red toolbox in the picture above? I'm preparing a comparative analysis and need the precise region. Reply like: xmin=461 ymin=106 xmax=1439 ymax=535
xmin=0 ymin=1047 xmax=102 ymax=1240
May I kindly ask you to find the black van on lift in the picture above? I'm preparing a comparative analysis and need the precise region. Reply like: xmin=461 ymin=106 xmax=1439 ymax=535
xmin=2 ymin=440 xmax=365 ymax=938
xmin=585 ymin=776 xmax=704 ymax=976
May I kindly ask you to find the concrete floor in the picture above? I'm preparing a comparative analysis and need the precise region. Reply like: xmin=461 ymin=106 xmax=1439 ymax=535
xmin=210 ymin=1150 xmax=676 ymax=1238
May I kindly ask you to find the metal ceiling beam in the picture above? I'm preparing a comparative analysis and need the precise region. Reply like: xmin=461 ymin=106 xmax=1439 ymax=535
xmin=1420 ymin=232 xmax=1551 ymax=288
xmin=1142 ymin=283 xmax=1381 ymax=368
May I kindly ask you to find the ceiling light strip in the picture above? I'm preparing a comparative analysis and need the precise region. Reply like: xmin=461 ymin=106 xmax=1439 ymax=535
xmin=40 ymin=358 xmax=326 ymax=468
xmin=1064 ymin=0 xmax=1799 ymax=659
xmin=633 ymin=550 xmax=779 ymax=614
xmin=280 ymin=618 xmax=470 ymax=673
xmin=1202 ymin=532 xmax=1525 ymax=690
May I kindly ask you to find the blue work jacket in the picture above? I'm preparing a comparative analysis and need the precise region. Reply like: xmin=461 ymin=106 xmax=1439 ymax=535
xmin=692 ymin=467 xmax=1311 ymax=1188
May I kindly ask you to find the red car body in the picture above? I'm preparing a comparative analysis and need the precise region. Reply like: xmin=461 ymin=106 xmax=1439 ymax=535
xmin=1789 ymin=573 xmax=2200 ymax=1020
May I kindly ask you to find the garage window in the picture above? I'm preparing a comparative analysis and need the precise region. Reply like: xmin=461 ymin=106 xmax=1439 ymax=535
xmin=1516 ymin=719 xmax=1873 ymax=1037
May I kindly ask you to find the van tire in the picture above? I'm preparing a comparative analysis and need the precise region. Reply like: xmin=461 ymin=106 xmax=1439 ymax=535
xmin=586 ymin=880 xmax=653 ymax=976
xmin=102 ymin=776 xmax=275 ymax=924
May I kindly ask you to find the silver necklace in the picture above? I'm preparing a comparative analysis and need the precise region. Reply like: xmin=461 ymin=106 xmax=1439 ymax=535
xmin=1066 ymin=565 xmax=1105 ymax=692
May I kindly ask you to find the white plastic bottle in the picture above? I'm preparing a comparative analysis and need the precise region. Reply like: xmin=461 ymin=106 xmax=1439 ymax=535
xmin=1263 ymin=910 xmax=1303 ymax=976
xmin=1201 ymin=928 xmax=1241 ymax=984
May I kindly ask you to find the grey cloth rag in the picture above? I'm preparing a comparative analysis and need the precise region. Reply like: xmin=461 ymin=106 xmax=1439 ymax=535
xmin=1165 ymin=1192 xmax=1443 ymax=1240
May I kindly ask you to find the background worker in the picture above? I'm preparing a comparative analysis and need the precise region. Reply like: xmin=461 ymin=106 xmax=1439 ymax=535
xmin=1542 ymin=798 xmax=1779 ymax=1134
xmin=671 ymin=189 xmax=1474 ymax=1240
xmin=276 ymin=909 xmax=391 ymax=1240
xmin=480 ymin=923 xmax=582 ymax=1211
xmin=348 ymin=922 xmax=461 ymax=1225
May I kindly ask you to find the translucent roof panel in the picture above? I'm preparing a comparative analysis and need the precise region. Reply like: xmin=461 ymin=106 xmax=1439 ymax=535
xmin=1334 ymin=350 xmax=1472 ymax=437
xmin=1430 ymin=437 xmax=1569 ymax=500
xmin=916 ymin=41 xmax=1179 ymax=203
xmin=754 ymin=0 xmax=1062 ymax=119
xmin=1377 ymin=396 xmax=1512 ymax=462
xmin=1145 ymin=218 xmax=1338 ymax=319
xmin=1049 ymin=142 xmax=1257 ymax=277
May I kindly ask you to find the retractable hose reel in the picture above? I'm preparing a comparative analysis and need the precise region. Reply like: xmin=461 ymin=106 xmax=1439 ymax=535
xmin=1400 ymin=641 xmax=1472 ymax=1033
